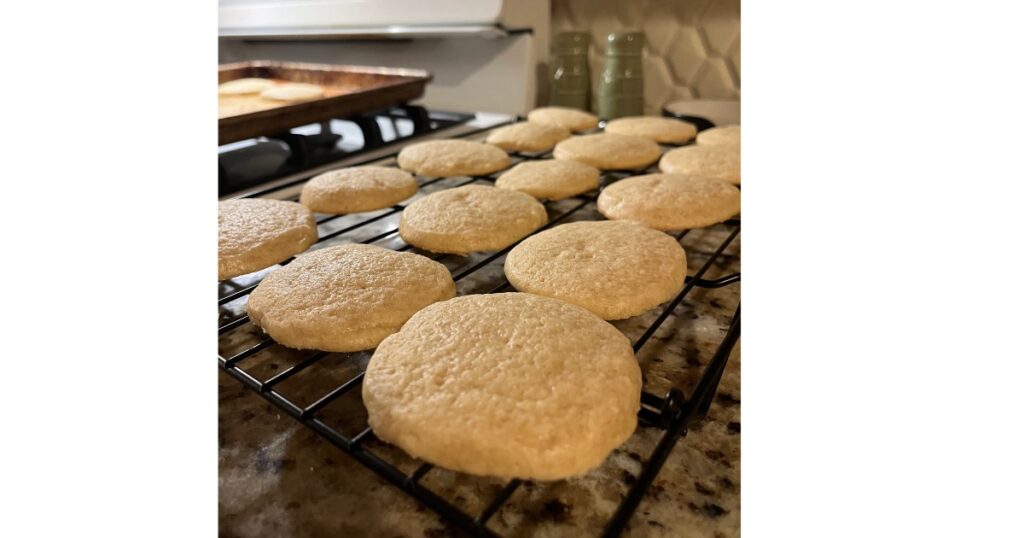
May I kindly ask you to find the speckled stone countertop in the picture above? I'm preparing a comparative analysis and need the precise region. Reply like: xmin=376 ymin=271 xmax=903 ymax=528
xmin=219 ymin=173 xmax=740 ymax=538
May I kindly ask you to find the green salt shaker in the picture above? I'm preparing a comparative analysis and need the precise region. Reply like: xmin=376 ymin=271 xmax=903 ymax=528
xmin=549 ymin=32 xmax=591 ymax=110
xmin=598 ymin=32 xmax=645 ymax=119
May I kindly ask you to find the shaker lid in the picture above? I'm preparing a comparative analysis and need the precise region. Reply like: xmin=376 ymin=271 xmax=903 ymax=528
xmin=553 ymin=32 xmax=590 ymax=55
xmin=606 ymin=32 xmax=645 ymax=54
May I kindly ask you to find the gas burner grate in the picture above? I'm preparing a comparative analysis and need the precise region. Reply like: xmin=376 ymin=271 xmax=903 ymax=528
xmin=217 ymin=125 xmax=740 ymax=537
xmin=218 ymin=105 xmax=475 ymax=196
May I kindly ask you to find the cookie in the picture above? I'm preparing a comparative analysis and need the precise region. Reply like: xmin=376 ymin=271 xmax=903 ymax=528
xmin=399 ymin=185 xmax=547 ymax=254
xmin=504 ymin=220 xmax=686 ymax=319
xmin=553 ymin=133 xmax=661 ymax=170
xmin=363 ymin=293 xmax=641 ymax=480
xmin=218 ymin=199 xmax=318 ymax=280
xmin=397 ymin=139 xmax=510 ymax=177
xmin=485 ymin=122 xmax=571 ymax=153
xmin=604 ymin=116 xmax=697 ymax=144
xmin=300 ymin=166 xmax=418 ymax=214
xmin=247 ymin=244 xmax=455 ymax=352
xmin=597 ymin=173 xmax=740 ymax=231
xmin=494 ymin=159 xmax=600 ymax=201
xmin=218 ymin=78 xmax=275 ymax=96
xmin=259 ymin=82 xmax=324 ymax=102
xmin=659 ymin=144 xmax=740 ymax=184
xmin=696 ymin=124 xmax=740 ymax=146
xmin=527 ymin=106 xmax=600 ymax=132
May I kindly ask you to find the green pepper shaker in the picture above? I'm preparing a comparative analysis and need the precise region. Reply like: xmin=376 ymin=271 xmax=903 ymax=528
xmin=549 ymin=32 xmax=591 ymax=110
xmin=598 ymin=32 xmax=645 ymax=119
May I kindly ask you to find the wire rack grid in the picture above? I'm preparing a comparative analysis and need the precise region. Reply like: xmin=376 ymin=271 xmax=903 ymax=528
xmin=218 ymin=117 xmax=740 ymax=537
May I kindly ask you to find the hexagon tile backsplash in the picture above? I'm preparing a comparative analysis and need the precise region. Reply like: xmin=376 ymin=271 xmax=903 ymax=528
xmin=551 ymin=0 xmax=740 ymax=114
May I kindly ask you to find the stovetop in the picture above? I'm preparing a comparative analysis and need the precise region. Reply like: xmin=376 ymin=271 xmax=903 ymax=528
xmin=218 ymin=106 xmax=514 ymax=198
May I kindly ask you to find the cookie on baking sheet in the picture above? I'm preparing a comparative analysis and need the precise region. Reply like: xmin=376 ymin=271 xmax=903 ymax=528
xmin=218 ymin=198 xmax=318 ymax=281
xmin=300 ymin=166 xmax=418 ymax=214
xmin=485 ymin=122 xmax=571 ymax=153
xmin=494 ymin=159 xmax=600 ymax=201
xmin=696 ymin=124 xmax=740 ymax=146
xmin=659 ymin=144 xmax=740 ymax=185
xmin=363 ymin=293 xmax=641 ymax=480
xmin=259 ymin=82 xmax=324 ymax=102
xmin=526 ymin=106 xmax=600 ymax=132
xmin=504 ymin=220 xmax=686 ymax=320
xmin=399 ymin=185 xmax=547 ymax=254
xmin=553 ymin=133 xmax=661 ymax=170
xmin=247 ymin=244 xmax=455 ymax=352
xmin=604 ymin=116 xmax=697 ymax=144
xmin=597 ymin=173 xmax=740 ymax=231
xmin=218 ymin=78 xmax=275 ymax=96
xmin=397 ymin=139 xmax=510 ymax=177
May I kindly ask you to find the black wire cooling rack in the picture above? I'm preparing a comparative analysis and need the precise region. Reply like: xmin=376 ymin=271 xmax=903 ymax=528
xmin=218 ymin=118 xmax=741 ymax=537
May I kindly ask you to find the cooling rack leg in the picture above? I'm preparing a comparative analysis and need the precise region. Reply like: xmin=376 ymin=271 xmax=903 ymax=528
xmin=600 ymin=414 xmax=687 ymax=538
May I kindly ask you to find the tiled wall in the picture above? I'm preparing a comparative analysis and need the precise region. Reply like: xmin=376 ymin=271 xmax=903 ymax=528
xmin=551 ymin=0 xmax=740 ymax=114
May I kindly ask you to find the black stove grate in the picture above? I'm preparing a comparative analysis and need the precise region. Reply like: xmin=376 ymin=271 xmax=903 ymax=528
xmin=218 ymin=124 xmax=741 ymax=537
xmin=218 ymin=106 xmax=476 ymax=196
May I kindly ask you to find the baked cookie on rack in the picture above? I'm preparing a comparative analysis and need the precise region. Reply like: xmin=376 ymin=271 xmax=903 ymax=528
xmin=604 ymin=116 xmax=698 ymax=144
xmin=300 ymin=166 xmax=418 ymax=214
xmin=504 ymin=220 xmax=686 ymax=319
xmin=397 ymin=139 xmax=510 ymax=177
xmin=485 ymin=121 xmax=571 ymax=153
xmin=494 ymin=159 xmax=600 ymax=201
xmin=597 ymin=173 xmax=740 ymax=231
xmin=553 ymin=133 xmax=661 ymax=170
xmin=659 ymin=144 xmax=740 ymax=184
xmin=247 ymin=244 xmax=455 ymax=352
xmin=399 ymin=185 xmax=547 ymax=254
xmin=363 ymin=292 xmax=641 ymax=480
xmin=696 ymin=124 xmax=740 ymax=146
xmin=218 ymin=198 xmax=317 ymax=280
xmin=526 ymin=106 xmax=600 ymax=132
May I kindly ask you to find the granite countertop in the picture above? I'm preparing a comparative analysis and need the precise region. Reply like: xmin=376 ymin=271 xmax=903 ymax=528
xmin=219 ymin=177 xmax=741 ymax=538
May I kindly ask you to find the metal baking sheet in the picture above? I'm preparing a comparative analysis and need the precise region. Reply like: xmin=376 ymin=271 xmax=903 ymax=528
xmin=218 ymin=61 xmax=432 ymax=145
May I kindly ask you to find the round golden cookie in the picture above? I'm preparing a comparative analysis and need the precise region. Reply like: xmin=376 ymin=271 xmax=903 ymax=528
xmin=363 ymin=292 xmax=641 ymax=480
xmin=604 ymin=116 xmax=697 ymax=144
xmin=300 ymin=166 xmax=418 ymax=214
xmin=247 ymin=244 xmax=455 ymax=352
xmin=659 ymin=144 xmax=740 ymax=184
xmin=218 ymin=199 xmax=317 ymax=281
xmin=553 ymin=133 xmax=661 ymax=170
xmin=260 ymin=82 xmax=324 ymax=102
xmin=526 ymin=106 xmax=600 ymax=132
xmin=494 ymin=159 xmax=600 ymax=201
xmin=397 ymin=139 xmax=510 ymax=177
xmin=218 ymin=78 xmax=275 ymax=96
xmin=399 ymin=185 xmax=547 ymax=254
xmin=485 ymin=122 xmax=571 ymax=153
xmin=505 ymin=221 xmax=686 ymax=320
xmin=597 ymin=173 xmax=740 ymax=231
xmin=696 ymin=124 xmax=740 ymax=146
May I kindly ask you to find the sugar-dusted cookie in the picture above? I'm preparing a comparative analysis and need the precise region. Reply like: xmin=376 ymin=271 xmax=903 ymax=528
xmin=363 ymin=293 xmax=641 ymax=479
xmin=553 ymin=133 xmax=661 ymax=170
xmin=597 ymin=173 xmax=739 ymax=231
xmin=399 ymin=185 xmax=547 ymax=254
xmin=218 ymin=198 xmax=317 ymax=280
xmin=247 ymin=244 xmax=455 ymax=352
xmin=505 ymin=220 xmax=686 ymax=319
xmin=300 ymin=166 xmax=418 ymax=214
xmin=494 ymin=159 xmax=600 ymax=201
